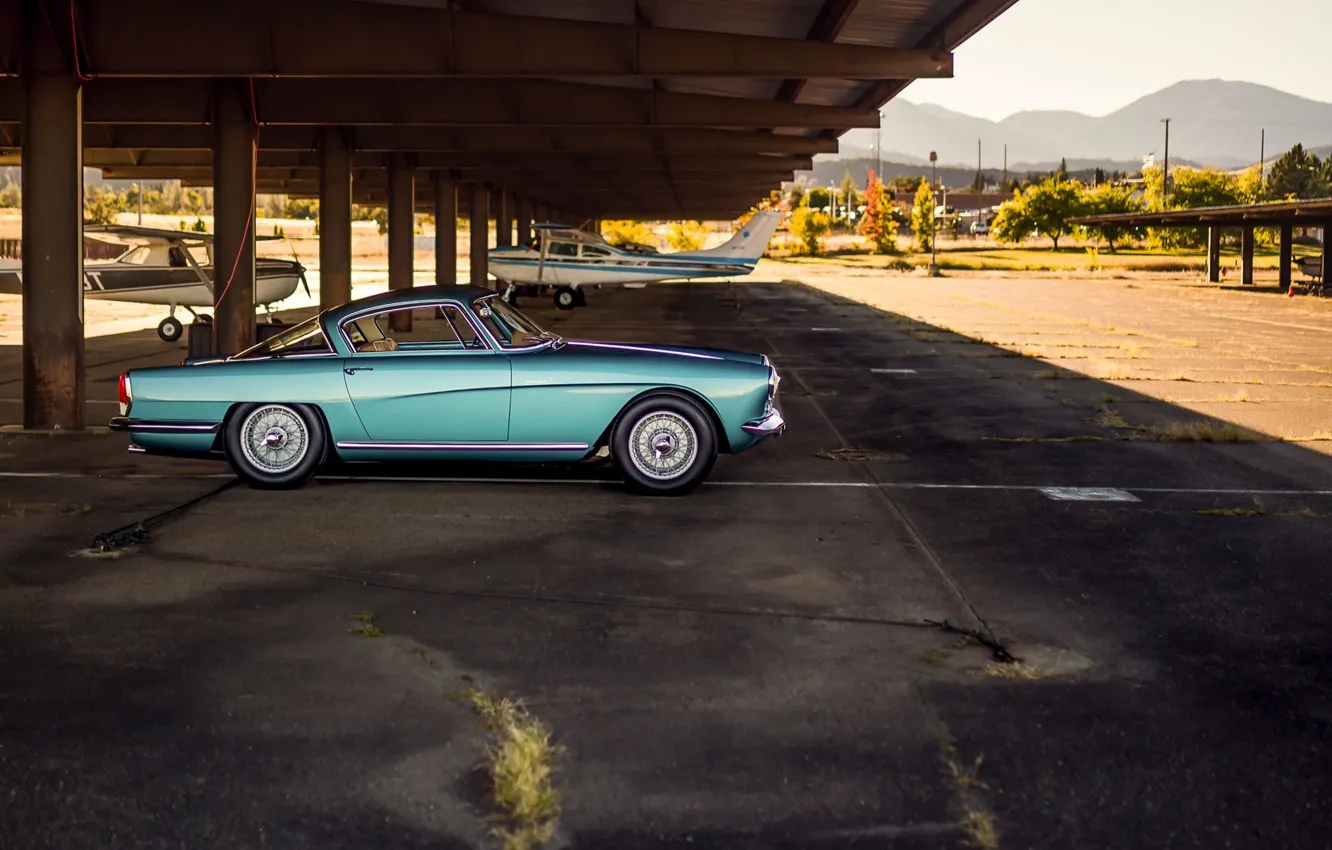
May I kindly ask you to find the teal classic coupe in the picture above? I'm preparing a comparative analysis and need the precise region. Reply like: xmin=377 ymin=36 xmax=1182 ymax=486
xmin=110 ymin=286 xmax=784 ymax=494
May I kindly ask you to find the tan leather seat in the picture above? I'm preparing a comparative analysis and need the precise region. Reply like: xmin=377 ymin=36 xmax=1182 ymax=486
xmin=360 ymin=338 xmax=398 ymax=352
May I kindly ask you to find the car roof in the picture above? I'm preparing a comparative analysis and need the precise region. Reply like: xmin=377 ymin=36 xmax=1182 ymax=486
xmin=322 ymin=285 xmax=495 ymax=323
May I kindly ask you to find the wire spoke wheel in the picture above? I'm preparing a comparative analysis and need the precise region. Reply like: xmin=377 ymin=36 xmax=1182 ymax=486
xmin=239 ymin=405 xmax=309 ymax=474
xmin=628 ymin=410 xmax=698 ymax=481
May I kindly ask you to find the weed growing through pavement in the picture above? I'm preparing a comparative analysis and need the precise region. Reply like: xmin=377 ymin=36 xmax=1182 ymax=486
xmin=348 ymin=613 xmax=385 ymax=637
xmin=460 ymin=687 xmax=562 ymax=850
xmin=1149 ymin=420 xmax=1263 ymax=443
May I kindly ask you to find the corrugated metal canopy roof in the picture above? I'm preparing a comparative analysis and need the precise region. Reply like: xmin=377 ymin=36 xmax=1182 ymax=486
xmin=0 ymin=0 xmax=1022 ymax=218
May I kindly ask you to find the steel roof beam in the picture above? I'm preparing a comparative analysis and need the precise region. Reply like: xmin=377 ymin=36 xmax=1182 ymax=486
xmin=57 ymin=150 xmax=811 ymax=172
xmin=0 ymin=78 xmax=880 ymax=129
xmin=3 ymin=124 xmax=836 ymax=155
xmin=0 ymin=0 xmax=951 ymax=80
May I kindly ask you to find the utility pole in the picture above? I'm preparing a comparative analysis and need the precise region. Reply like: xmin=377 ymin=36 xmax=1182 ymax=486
xmin=1259 ymin=128 xmax=1266 ymax=180
xmin=1161 ymin=118 xmax=1171 ymax=202
xmin=976 ymin=138 xmax=983 ymax=235
xmin=876 ymin=109 xmax=883 ymax=180
xmin=1002 ymin=144 xmax=1007 ymax=189
xmin=134 ymin=182 xmax=142 ymax=225
xmin=928 ymin=151 xmax=939 ymax=276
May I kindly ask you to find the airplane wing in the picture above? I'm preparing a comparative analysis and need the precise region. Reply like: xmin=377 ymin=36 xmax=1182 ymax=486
xmin=84 ymin=224 xmax=285 ymax=245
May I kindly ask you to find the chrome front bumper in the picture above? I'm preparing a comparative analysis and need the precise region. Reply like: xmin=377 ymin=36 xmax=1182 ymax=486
xmin=742 ymin=408 xmax=786 ymax=438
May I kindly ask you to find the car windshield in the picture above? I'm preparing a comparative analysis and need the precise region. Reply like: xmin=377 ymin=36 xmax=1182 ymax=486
xmin=470 ymin=297 xmax=560 ymax=348
xmin=232 ymin=316 xmax=332 ymax=359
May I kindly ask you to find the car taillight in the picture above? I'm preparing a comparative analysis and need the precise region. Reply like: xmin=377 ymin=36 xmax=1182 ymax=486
xmin=118 ymin=372 xmax=131 ymax=415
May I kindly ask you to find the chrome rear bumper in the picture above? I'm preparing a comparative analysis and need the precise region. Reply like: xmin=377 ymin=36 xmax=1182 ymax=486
xmin=742 ymin=408 xmax=786 ymax=438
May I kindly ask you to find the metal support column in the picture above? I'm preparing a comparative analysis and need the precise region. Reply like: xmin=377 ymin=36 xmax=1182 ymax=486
xmin=434 ymin=171 xmax=458 ymax=286
xmin=1207 ymin=226 xmax=1222 ymax=283
xmin=387 ymin=153 xmax=415 ymax=332
xmin=20 ymin=8 xmax=84 ymax=429
xmin=318 ymin=127 xmax=352 ymax=311
xmin=1323 ymin=223 xmax=1331 ymax=289
xmin=1241 ymin=226 xmax=1255 ymax=286
xmin=515 ymin=198 xmax=532 ymax=248
xmin=212 ymin=79 xmax=257 ymax=357
xmin=494 ymin=189 xmax=512 ymax=247
xmin=1279 ymin=224 xmax=1294 ymax=291
xmin=469 ymin=183 xmax=490 ymax=289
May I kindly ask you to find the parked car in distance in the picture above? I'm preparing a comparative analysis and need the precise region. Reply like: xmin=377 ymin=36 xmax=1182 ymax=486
xmin=111 ymin=286 xmax=785 ymax=495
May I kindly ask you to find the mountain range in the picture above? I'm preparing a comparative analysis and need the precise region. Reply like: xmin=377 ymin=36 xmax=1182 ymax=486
xmin=831 ymin=80 xmax=1332 ymax=171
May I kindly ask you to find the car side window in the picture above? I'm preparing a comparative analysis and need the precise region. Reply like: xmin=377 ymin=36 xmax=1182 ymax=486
xmin=342 ymin=304 xmax=490 ymax=354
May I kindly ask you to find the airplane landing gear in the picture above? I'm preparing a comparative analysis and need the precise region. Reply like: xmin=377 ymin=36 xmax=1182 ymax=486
xmin=554 ymin=286 xmax=578 ymax=310
xmin=157 ymin=316 xmax=184 ymax=342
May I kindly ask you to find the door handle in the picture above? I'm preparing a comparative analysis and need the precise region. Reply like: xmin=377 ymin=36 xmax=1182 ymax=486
xmin=344 ymin=367 xmax=374 ymax=374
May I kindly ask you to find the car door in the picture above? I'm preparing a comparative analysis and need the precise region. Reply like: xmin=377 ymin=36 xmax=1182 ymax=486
xmin=340 ymin=303 xmax=511 ymax=443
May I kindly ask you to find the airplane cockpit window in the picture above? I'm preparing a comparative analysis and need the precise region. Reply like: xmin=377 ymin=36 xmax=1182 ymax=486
xmin=547 ymin=241 xmax=579 ymax=257
xmin=581 ymin=246 xmax=611 ymax=260
xmin=120 ymin=246 xmax=151 ymax=265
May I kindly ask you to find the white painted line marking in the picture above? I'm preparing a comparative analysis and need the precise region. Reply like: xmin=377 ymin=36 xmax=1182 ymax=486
xmin=1 ymin=471 xmax=1331 ymax=498
xmin=1039 ymin=487 xmax=1141 ymax=503
xmin=871 ymin=369 xmax=918 ymax=375
xmin=809 ymin=327 xmax=841 ymax=331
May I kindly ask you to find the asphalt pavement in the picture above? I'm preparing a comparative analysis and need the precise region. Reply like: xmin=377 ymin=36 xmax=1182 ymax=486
xmin=2 ymin=278 xmax=1331 ymax=849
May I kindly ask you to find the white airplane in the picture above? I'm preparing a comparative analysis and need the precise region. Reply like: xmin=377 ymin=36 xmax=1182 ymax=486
xmin=488 ymin=211 xmax=782 ymax=309
xmin=0 ymin=224 xmax=308 ymax=342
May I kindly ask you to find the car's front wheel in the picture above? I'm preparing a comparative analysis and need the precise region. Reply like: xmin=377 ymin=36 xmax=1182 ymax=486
xmin=224 ymin=402 xmax=326 ymax=489
xmin=611 ymin=395 xmax=717 ymax=495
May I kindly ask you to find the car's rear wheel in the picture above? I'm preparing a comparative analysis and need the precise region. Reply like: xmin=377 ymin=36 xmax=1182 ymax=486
xmin=611 ymin=395 xmax=717 ymax=495
xmin=224 ymin=402 xmax=326 ymax=489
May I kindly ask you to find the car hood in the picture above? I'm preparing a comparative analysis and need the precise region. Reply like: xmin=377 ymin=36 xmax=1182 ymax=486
xmin=560 ymin=340 xmax=768 ymax=365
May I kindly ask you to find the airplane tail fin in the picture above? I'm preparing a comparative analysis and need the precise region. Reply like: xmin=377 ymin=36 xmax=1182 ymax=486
xmin=679 ymin=210 xmax=782 ymax=261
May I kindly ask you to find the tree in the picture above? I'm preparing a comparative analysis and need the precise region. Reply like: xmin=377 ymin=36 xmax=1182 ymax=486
xmin=991 ymin=191 xmax=1034 ymax=246
xmin=1023 ymin=177 xmax=1085 ymax=249
xmin=910 ymin=180 xmax=936 ymax=253
xmin=789 ymin=207 xmax=830 ymax=255
xmin=805 ymin=186 xmax=833 ymax=214
xmin=1079 ymin=182 xmax=1144 ymax=252
xmin=1143 ymin=165 xmax=1242 ymax=249
xmin=666 ymin=220 xmax=711 ymax=251
xmin=889 ymin=175 xmax=924 ymax=195
xmin=785 ymin=185 xmax=805 ymax=210
xmin=83 ymin=187 xmax=125 ymax=225
xmin=857 ymin=170 xmax=898 ymax=254
xmin=840 ymin=170 xmax=860 ymax=220
xmin=602 ymin=220 xmax=656 ymax=247
xmin=0 ymin=182 xmax=18 ymax=208
xmin=1266 ymin=144 xmax=1329 ymax=200
xmin=1056 ymin=158 xmax=1069 ymax=181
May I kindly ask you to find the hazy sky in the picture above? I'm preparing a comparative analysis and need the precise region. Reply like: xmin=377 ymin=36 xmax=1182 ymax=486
xmin=901 ymin=0 xmax=1332 ymax=119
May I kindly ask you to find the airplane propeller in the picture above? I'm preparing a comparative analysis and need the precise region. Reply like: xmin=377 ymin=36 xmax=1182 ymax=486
xmin=298 ymin=268 xmax=312 ymax=300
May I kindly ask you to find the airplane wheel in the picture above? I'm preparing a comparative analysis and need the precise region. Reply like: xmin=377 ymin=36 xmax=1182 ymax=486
xmin=197 ymin=314 xmax=213 ymax=323
xmin=157 ymin=316 xmax=184 ymax=342
xmin=554 ymin=287 xmax=577 ymax=310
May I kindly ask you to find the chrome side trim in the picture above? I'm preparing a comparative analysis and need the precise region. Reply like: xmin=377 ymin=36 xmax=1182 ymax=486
xmin=566 ymin=341 xmax=723 ymax=360
xmin=110 ymin=417 xmax=221 ymax=434
xmin=336 ymin=441 xmax=590 ymax=451
xmin=127 ymin=445 xmax=147 ymax=453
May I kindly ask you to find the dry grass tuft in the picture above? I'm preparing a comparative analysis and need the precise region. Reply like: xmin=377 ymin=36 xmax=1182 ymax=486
xmin=464 ymin=688 xmax=562 ymax=850
xmin=908 ymin=329 xmax=942 ymax=342
xmin=348 ymin=613 xmax=386 ymax=637
xmin=983 ymin=662 xmax=1056 ymax=680
xmin=1149 ymin=420 xmax=1264 ymax=443
xmin=1032 ymin=370 xmax=1061 ymax=380
xmin=814 ymin=447 xmax=906 ymax=462
xmin=1097 ymin=406 xmax=1131 ymax=429
xmin=962 ymin=811 xmax=1000 ymax=850
xmin=1195 ymin=507 xmax=1267 ymax=517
